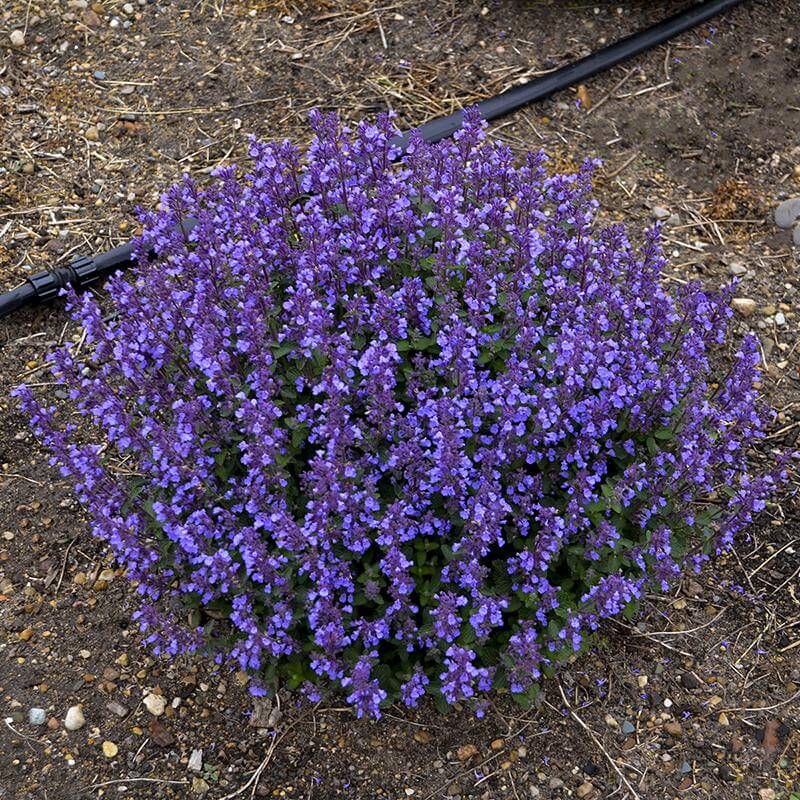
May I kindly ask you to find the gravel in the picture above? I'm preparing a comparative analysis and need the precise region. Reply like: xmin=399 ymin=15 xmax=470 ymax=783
xmin=106 ymin=700 xmax=128 ymax=717
xmin=732 ymin=297 xmax=757 ymax=317
xmin=63 ymin=705 xmax=85 ymax=731
xmin=0 ymin=3 xmax=797 ymax=798
xmin=728 ymin=261 xmax=748 ymax=277
xmin=774 ymin=197 xmax=800 ymax=229
xmin=101 ymin=740 xmax=119 ymax=758
xmin=143 ymin=692 xmax=167 ymax=716
xmin=188 ymin=747 xmax=203 ymax=772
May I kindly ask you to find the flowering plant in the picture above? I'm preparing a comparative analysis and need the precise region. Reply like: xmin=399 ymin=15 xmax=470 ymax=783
xmin=18 ymin=111 xmax=777 ymax=717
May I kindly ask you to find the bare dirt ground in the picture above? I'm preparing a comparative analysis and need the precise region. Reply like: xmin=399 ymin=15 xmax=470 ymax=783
xmin=1 ymin=1 xmax=799 ymax=798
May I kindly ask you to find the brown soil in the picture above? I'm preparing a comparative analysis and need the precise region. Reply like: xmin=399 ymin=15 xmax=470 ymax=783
xmin=1 ymin=2 xmax=799 ymax=799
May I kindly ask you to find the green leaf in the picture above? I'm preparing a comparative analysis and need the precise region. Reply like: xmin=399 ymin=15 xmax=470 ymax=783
xmin=511 ymin=683 xmax=539 ymax=710
xmin=272 ymin=342 xmax=295 ymax=359
xmin=457 ymin=626 xmax=476 ymax=647
xmin=291 ymin=425 xmax=308 ymax=449
xmin=490 ymin=560 xmax=514 ymax=595
xmin=622 ymin=600 xmax=639 ymax=621
xmin=433 ymin=691 xmax=452 ymax=715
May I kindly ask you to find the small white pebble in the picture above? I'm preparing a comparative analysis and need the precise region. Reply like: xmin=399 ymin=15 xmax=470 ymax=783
xmin=188 ymin=748 xmax=203 ymax=772
xmin=64 ymin=705 xmax=86 ymax=731
xmin=143 ymin=692 xmax=166 ymax=716
xmin=9 ymin=30 xmax=25 ymax=47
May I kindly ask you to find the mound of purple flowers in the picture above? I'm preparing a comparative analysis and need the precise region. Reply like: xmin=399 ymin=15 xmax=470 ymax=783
xmin=18 ymin=110 xmax=778 ymax=718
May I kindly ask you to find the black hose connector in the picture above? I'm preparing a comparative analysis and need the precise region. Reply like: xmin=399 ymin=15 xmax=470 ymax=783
xmin=0 ymin=219 xmax=196 ymax=321
xmin=0 ymin=257 xmax=98 ymax=321
xmin=27 ymin=255 xmax=97 ymax=303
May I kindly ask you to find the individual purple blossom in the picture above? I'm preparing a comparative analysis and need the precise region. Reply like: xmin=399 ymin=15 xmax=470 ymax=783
xmin=432 ymin=592 xmax=467 ymax=642
xmin=507 ymin=622 xmax=546 ymax=694
xmin=400 ymin=668 xmax=430 ymax=708
xmin=341 ymin=653 xmax=387 ymax=718
xmin=440 ymin=645 xmax=492 ymax=704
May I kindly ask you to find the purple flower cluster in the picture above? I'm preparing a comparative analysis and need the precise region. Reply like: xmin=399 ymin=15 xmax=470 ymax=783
xmin=17 ymin=110 xmax=780 ymax=717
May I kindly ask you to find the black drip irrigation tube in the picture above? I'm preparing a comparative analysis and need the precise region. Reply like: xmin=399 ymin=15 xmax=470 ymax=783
xmin=0 ymin=220 xmax=198 ymax=318
xmin=0 ymin=0 xmax=747 ymax=321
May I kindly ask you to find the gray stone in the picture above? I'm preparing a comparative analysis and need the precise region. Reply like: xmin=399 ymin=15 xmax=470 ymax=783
xmin=248 ymin=696 xmax=273 ymax=728
xmin=728 ymin=261 xmax=747 ymax=277
xmin=621 ymin=720 xmax=636 ymax=735
xmin=188 ymin=748 xmax=203 ymax=772
xmin=106 ymin=700 xmax=128 ymax=718
xmin=651 ymin=206 xmax=670 ymax=221
xmin=680 ymin=672 xmax=702 ymax=690
xmin=28 ymin=708 xmax=46 ymax=726
xmin=775 ymin=198 xmax=800 ymax=229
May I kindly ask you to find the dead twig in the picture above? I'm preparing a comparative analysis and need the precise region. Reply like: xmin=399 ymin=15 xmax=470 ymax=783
xmin=219 ymin=708 xmax=308 ymax=800
xmin=721 ymin=689 xmax=800 ymax=714
xmin=557 ymin=684 xmax=641 ymax=800
xmin=604 ymin=152 xmax=639 ymax=180
xmin=3 ymin=717 xmax=44 ymax=749
xmin=53 ymin=536 xmax=78 ymax=597
xmin=586 ymin=67 xmax=637 ymax=116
